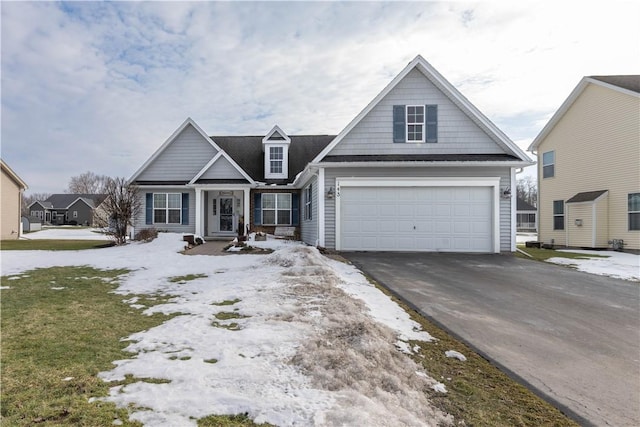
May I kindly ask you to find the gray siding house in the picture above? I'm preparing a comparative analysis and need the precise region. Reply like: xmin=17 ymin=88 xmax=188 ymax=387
xmin=130 ymin=55 xmax=532 ymax=252
xmin=28 ymin=194 xmax=108 ymax=226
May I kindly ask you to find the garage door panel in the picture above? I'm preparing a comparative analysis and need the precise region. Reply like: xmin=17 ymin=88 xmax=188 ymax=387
xmin=340 ymin=186 xmax=493 ymax=252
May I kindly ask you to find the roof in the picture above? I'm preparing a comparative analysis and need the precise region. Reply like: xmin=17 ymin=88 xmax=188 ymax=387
xmin=590 ymin=75 xmax=640 ymax=93
xmin=213 ymin=135 xmax=335 ymax=184
xmin=1 ymin=159 xmax=28 ymax=190
xmin=322 ymin=154 xmax=520 ymax=163
xmin=43 ymin=194 xmax=108 ymax=209
xmin=312 ymin=55 xmax=532 ymax=165
xmin=516 ymin=197 xmax=536 ymax=211
xmin=566 ymin=190 xmax=608 ymax=203
xmin=529 ymin=75 xmax=640 ymax=151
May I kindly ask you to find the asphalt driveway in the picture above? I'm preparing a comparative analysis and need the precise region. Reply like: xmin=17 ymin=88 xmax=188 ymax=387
xmin=342 ymin=252 xmax=640 ymax=427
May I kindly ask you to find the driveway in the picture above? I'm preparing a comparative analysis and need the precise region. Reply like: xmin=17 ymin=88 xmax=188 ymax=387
xmin=342 ymin=252 xmax=640 ymax=427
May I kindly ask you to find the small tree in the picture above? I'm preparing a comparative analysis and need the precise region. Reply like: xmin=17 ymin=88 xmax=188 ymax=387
xmin=95 ymin=177 xmax=140 ymax=245
xmin=67 ymin=171 xmax=111 ymax=194
xmin=22 ymin=192 xmax=52 ymax=216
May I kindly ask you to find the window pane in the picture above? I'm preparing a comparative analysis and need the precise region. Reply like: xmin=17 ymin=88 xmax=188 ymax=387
xmin=154 ymin=194 xmax=166 ymax=208
xmin=554 ymin=216 xmax=564 ymax=230
xmin=542 ymin=151 xmax=554 ymax=166
xmin=277 ymin=209 xmax=291 ymax=225
xmin=628 ymin=193 xmax=640 ymax=211
xmin=630 ymin=213 xmax=640 ymax=231
xmin=168 ymin=193 xmax=181 ymax=209
xmin=553 ymin=200 xmax=564 ymax=215
xmin=168 ymin=209 xmax=181 ymax=224
xmin=270 ymin=146 xmax=283 ymax=160
xmin=277 ymin=193 xmax=291 ymax=209
xmin=154 ymin=210 xmax=166 ymax=223
xmin=263 ymin=210 xmax=276 ymax=225
xmin=262 ymin=194 xmax=276 ymax=208
xmin=270 ymin=160 xmax=282 ymax=174
xmin=543 ymin=164 xmax=554 ymax=178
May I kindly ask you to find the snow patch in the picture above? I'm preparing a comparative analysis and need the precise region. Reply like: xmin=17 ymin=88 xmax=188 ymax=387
xmin=445 ymin=350 xmax=467 ymax=361
xmin=547 ymin=250 xmax=639 ymax=281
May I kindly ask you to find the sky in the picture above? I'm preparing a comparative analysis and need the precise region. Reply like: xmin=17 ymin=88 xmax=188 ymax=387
xmin=2 ymin=1 xmax=639 ymax=194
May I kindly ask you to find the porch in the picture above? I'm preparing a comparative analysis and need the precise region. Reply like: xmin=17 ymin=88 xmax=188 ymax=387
xmin=193 ymin=186 xmax=251 ymax=239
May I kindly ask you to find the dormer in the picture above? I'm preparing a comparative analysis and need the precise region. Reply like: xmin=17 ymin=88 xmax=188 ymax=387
xmin=262 ymin=125 xmax=291 ymax=180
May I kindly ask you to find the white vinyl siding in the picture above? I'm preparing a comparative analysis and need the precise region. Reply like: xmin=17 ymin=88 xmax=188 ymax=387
xmin=300 ymin=176 xmax=319 ymax=245
xmin=133 ymin=188 xmax=195 ymax=234
xmin=198 ymin=156 xmax=246 ymax=180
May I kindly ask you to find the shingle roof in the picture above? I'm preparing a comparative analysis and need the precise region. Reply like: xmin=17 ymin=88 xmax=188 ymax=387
xmin=212 ymin=135 xmax=336 ymax=184
xmin=44 ymin=194 xmax=108 ymax=209
xmin=590 ymin=75 xmax=640 ymax=93
xmin=566 ymin=190 xmax=608 ymax=203
xmin=516 ymin=197 xmax=536 ymax=211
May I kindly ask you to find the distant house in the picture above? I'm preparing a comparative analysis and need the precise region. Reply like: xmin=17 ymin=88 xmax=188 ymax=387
xmin=516 ymin=198 xmax=537 ymax=232
xmin=130 ymin=55 xmax=532 ymax=252
xmin=529 ymin=75 xmax=640 ymax=250
xmin=1 ymin=159 xmax=28 ymax=239
xmin=28 ymin=194 xmax=108 ymax=226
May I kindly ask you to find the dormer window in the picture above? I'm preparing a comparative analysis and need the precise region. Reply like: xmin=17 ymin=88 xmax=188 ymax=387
xmin=263 ymin=125 xmax=290 ymax=180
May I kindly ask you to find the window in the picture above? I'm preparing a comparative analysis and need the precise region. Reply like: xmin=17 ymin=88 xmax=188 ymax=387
xmin=542 ymin=151 xmax=555 ymax=178
xmin=629 ymin=193 xmax=640 ymax=231
xmin=30 ymin=210 xmax=43 ymax=219
xmin=269 ymin=146 xmax=283 ymax=175
xmin=303 ymin=185 xmax=312 ymax=221
xmin=73 ymin=211 xmax=78 ymax=218
xmin=262 ymin=193 xmax=291 ymax=225
xmin=406 ymin=105 xmax=425 ymax=142
xmin=553 ymin=200 xmax=564 ymax=230
xmin=153 ymin=193 xmax=181 ymax=224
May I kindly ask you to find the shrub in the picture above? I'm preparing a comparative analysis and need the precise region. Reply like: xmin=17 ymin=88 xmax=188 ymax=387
xmin=134 ymin=228 xmax=158 ymax=242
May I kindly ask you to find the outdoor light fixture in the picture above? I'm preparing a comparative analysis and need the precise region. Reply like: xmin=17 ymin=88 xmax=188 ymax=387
xmin=501 ymin=187 xmax=512 ymax=199
xmin=326 ymin=187 xmax=335 ymax=199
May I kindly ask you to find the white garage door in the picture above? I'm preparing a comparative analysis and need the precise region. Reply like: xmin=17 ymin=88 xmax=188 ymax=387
xmin=339 ymin=186 xmax=493 ymax=252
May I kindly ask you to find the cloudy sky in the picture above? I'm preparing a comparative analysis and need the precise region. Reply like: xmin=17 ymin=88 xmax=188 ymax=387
xmin=2 ymin=1 xmax=638 ymax=194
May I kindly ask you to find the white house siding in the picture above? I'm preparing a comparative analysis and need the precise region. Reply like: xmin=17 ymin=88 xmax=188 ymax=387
xmin=328 ymin=68 xmax=506 ymax=156
xmin=133 ymin=188 xmax=196 ymax=235
xmin=137 ymin=125 xmax=218 ymax=182
xmin=322 ymin=166 xmax=512 ymax=251
xmin=300 ymin=175 xmax=319 ymax=246
xmin=537 ymin=83 xmax=640 ymax=249
xmin=199 ymin=157 xmax=246 ymax=180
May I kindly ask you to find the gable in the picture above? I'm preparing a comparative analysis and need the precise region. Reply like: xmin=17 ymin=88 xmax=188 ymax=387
xmin=194 ymin=154 xmax=249 ymax=182
xmin=326 ymin=68 xmax=507 ymax=157
xmin=135 ymin=124 xmax=219 ymax=182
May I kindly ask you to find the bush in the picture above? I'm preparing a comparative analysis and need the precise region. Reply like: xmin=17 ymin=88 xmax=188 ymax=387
xmin=134 ymin=228 xmax=158 ymax=242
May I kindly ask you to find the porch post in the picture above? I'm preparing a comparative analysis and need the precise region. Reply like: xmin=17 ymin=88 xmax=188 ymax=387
xmin=243 ymin=187 xmax=250 ymax=236
xmin=195 ymin=188 xmax=204 ymax=237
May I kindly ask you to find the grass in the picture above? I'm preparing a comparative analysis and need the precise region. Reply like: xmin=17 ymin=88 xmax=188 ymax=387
xmin=516 ymin=245 xmax=609 ymax=262
xmin=370 ymin=278 xmax=579 ymax=427
xmin=1 ymin=240 xmax=113 ymax=250
xmin=168 ymin=273 xmax=208 ymax=283
xmin=0 ymin=266 xmax=265 ymax=427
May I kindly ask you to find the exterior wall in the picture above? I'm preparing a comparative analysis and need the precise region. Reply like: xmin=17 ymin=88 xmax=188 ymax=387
xmin=567 ymin=203 xmax=594 ymax=247
xmin=595 ymin=197 xmax=609 ymax=248
xmin=199 ymin=157 xmax=246 ymax=180
xmin=249 ymin=188 xmax=300 ymax=238
xmin=133 ymin=188 xmax=196 ymax=235
xmin=300 ymin=175 xmax=319 ymax=245
xmin=328 ymin=68 xmax=506 ymax=156
xmin=66 ymin=200 xmax=94 ymax=225
xmin=137 ymin=125 xmax=218 ymax=182
xmin=1 ymin=169 xmax=22 ymax=239
xmin=537 ymin=83 xmax=640 ymax=249
xmin=322 ymin=166 xmax=512 ymax=251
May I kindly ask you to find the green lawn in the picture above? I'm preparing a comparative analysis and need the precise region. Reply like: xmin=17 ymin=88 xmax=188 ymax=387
xmin=0 ymin=240 xmax=113 ymax=251
xmin=0 ymin=267 xmax=266 ymax=427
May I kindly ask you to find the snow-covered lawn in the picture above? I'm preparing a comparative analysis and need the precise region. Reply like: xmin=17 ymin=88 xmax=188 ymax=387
xmin=22 ymin=226 xmax=111 ymax=240
xmin=548 ymin=249 xmax=640 ymax=282
xmin=1 ymin=233 xmax=451 ymax=426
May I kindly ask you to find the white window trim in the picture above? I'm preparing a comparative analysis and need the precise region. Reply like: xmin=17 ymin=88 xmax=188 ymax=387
xmin=261 ymin=193 xmax=292 ymax=225
xmin=153 ymin=193 xmax=182 ymax=224
xmin=542 ymin=151 xmax=555 ymax=178
xmin=553 ymin=200 xmax=564 ymax=230
xmin=406 ymin=105 xmax=425 ymax=143
xmin=629 ymin=193 xmax=640 ymax=231
xmin=264 ymin=143 xmax=289 ymax=179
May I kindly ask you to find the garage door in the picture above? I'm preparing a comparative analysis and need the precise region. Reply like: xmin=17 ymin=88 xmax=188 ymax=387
xmin=339 ymin=186 xmax=493 ymax=252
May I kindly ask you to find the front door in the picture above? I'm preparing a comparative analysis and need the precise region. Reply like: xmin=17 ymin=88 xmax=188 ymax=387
xmin=219 ymin=197 xmax=234 ymax=232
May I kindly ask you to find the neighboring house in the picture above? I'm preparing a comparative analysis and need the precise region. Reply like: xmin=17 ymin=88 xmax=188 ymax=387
xmin=28 ymin=194 xmax=108 ymax=226
xmin=516 ymin=198 xmax=537 ymax=232
xmin=1 ymin=159 xmax=28 ymax=240
xmin=130 ymin=55 xmax=532 ymax=253
xmin=529 ymin=75 xmax=640 ymax=251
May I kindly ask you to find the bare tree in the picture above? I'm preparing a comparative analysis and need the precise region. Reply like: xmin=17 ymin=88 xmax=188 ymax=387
xmin=516 ymin=176 xmax=538 ymax=207
xmin=95 ymin=177 xmax=140 ymax=245
xmin=67 ymin=171 xmax=111 ymax=194
xmin=22 ymin=192 xmax=52 ymax=216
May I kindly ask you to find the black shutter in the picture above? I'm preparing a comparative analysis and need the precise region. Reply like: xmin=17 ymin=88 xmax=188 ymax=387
xmin=181 ymin=193 xmax=189 ymax=225
xmin=254 ymin=193 xmax=262 ymax=226
xmin=393 ymin=105 xmax=406 ymax=143
xmin=291 ymin=193 xmax=299 ymax=226
xmin=426 ymin=105 xmax=437 ymax=143
xmin=145 ymin=193 xmax=153 ymax=224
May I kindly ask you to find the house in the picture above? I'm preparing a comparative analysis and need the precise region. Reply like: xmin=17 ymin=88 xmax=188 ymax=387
xmin=28 ymin=194 xmax=108 ymax=226
xmin=529 ymin=75 xmax=640 ymax=250
xmin=1 ymin=159 xmax=28 ymax=240
xmin=516 ymin=197 xmax=537 ymax=232
xmin=130 ymin=55 xmax=533 ymax=253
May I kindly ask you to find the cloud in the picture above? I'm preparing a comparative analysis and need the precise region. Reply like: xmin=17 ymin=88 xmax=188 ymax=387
xmin=2 ymin=1 xmax=638 ymax=193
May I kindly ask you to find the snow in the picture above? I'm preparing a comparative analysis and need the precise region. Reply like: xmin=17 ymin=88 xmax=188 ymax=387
xmin=22 ymin=227 xmax=111 ymax=240
xmin=1 ymin=232 xmax=450 ymax=427
xmin=445 ymin=350 xmax=467 ymax=362
xmin=547 ymin=250 xmax=640 ymax=281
